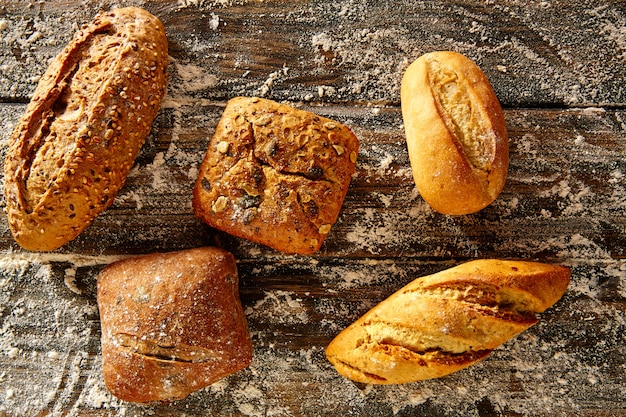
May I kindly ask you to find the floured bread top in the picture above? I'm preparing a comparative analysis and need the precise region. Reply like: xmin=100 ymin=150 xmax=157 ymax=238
xmin=426 ymin=57 xmax=496 ymax=172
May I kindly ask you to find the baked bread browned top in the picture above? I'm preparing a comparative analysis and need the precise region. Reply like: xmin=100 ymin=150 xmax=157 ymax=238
xmin=97 ymin=247 xmax=252 ymax=403
xmin=193 ymin=97 xmax=359 ymax=254
xmin=3 ymin=7 xmax=168 ymax=251
xmin=401 ymin=51 xmax=509 ymax=215
xmin=326 ymin=259 xmax=570 ymax=384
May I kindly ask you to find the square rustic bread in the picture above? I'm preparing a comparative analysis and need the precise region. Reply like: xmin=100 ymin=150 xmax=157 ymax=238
xmin=193 ymin=97 xmax=359 ymax=254
xmin=97 ymin=247 xmax=252 ymax=403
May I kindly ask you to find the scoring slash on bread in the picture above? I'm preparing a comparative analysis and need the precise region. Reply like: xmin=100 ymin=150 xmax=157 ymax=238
xmin=401 ymin=51 xmax=509 ymax=215
xmin=97 ymin=247 xmax=252 ymax=403
xmin=3 ymin=7 xmax=168 ymax=251
xmin=326 ymin=259 xmax=570 ymax=384
xmin=193 ymin=97 xmax=359 ymax=255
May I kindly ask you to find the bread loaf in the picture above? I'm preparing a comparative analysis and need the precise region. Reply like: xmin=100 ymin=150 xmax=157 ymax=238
xmin=97 ymin=247 xmax=252 ymax=403
xmin=193 ymin=97 xmax=359 ymax=254
xmin=3 ymin=7 xmax=168 ymax=251
xmin=401 ymin=51 xmax=508 ymax=215
xmin=326 ymin=259 xmax=570 ymax=384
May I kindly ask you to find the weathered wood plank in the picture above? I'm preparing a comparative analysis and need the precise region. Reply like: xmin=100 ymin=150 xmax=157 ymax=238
xmin=0 ymin=256 xmax=624 ymax=416
xmin=1 ymin=1 xmax=625 ymax=106
xmin=1 ymin=102 xmax=623 ymax=260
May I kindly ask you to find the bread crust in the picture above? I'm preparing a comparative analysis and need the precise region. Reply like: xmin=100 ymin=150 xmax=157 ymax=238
xmin=401 ymin=51 xmax=508 ymax=215
xmin=3 ymin=7 xmax=168 ymax=251
xmin=326 ymin=259 xmax=570 ymax=384
xmin=192 ymin=97 xmax=359 ymax=254
xmin=97 ymin=247 xmax=252 ymax=403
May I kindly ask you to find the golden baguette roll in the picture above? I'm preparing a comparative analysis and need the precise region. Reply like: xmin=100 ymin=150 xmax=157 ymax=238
xmin=326 ymin=259 xmax=570 ymax=384
xmin=401 ymin=51 xmax=508 ymax=215
xmin=3 ymin=7 xmax=168 ymax=251
xmin=97 ymin=247 xmax=252 ymax=403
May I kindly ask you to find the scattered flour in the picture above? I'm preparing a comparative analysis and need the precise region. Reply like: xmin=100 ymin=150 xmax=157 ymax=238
xmin=64 ymin=267 xmax=81 ymax=295
xmin=145 ymin=151 xmax=169 ymax=191
xmin=0 ymin=1 xmax=624 ymax=416
xmin=171 ymin=59 xmax=219 ymax=94
xmin=245 ymin=290 xmax=309 ymax=325
xmin=208 ymin=12 xmax=220 ymax=31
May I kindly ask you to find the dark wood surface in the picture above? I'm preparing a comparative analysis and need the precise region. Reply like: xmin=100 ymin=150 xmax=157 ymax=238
xmin=0 ymin=1 xmax=624 ymax=416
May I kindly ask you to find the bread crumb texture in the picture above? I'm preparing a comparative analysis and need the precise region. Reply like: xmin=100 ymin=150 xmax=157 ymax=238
xmin=426 ymin=57 xmax=495 ymax=172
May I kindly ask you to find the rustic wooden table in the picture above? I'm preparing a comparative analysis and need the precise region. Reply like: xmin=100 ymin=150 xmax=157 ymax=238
xmin=0 ymin=1 xmax=624 ymax=416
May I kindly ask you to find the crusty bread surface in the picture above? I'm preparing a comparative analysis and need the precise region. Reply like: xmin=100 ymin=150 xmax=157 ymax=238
xmin=401 ymin=51 xmax=508 ymax=215
xmin=325 ymin=259 xmax=570 ymax=384
xmin=3 ymin=6 xmax=168 ymax=251
xmin=97 ymin=247 xmax=252 ymax=403
xmin=193 ymin=97 xmax=359 ymax=254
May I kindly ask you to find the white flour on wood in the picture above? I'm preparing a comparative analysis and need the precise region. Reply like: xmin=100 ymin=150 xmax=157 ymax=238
xmin=0 ymin=1 xmax=624 ymax=416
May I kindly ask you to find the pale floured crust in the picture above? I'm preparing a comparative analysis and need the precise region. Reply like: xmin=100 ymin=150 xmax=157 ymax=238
xmin=325 ymin=259 xmax=570 ymax=384
xmin=192 ymin=97 xmax=359 ymax=255
xmin=401 ymin=51 xmax=508 ymax=215
xmin=97 ymin=247 xmax=252 ymax=403
xmin=3 ymin=7 xmax=168 ymax=251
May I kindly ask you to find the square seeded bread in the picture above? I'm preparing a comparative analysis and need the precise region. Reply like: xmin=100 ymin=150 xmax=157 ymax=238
xmin=193 ymin=97 xmax=359 ymax=254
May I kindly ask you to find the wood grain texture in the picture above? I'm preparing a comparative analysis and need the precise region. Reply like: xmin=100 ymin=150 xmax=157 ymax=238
xmin=0 ymin=1 xmax=624 ymax=416
xmin=1 ymin=1 xmax=626 ymax=106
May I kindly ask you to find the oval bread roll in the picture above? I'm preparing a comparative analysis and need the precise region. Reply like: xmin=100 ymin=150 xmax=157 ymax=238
xmin=3 ymin=7 xmax=168 ymax=251
xmin=401 ymin=51 xmax=508 ymax=215
xmin=326 ymin=259 xmax=570 ymax=384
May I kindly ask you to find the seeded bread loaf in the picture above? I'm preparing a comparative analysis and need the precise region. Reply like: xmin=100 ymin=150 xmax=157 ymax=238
xmin=193 ymin=97 xmax=359 ymax=255
xmin=326 ymin=259 xmax=570 ymax=384
xmin=97 ymin=247 xmax=252 ymax=403
xmin=401 ymin=51 xmax=508 ymax=215
xmin=3 ymin=7 xmax=168 ymax=251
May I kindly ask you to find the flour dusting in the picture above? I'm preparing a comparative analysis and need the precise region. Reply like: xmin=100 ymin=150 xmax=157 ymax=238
xmin=0 ymin=1 xmax=624 ymax=416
